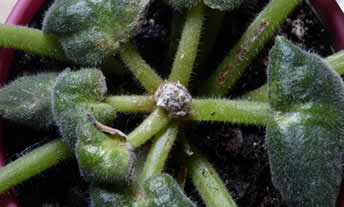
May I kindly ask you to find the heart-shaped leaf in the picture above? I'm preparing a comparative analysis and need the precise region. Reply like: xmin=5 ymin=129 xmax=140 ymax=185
xmin=267 ymin=37 xmax=344 ymax=206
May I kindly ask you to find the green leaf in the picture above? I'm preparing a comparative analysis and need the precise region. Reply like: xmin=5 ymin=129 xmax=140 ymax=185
xmin=203 ymin=0 xmax=242 ymax=11
xmin=267 ymin=37 xmax=344 ymax=206
xmin=0 ymin=73 xmax=57 ymax=129
xmin=90 ymin=184 xmax=134 ymax=207
xmin=142 ymin=174 xmax=196 ymax=207
xmin=89 ymin=151 xmax=147 ymax=207
xmin=52 ymin=68 xmax=116 ymax=149
xmin=43 ymin=0 xmax=152 ymax=65
xmin=75 ymin=114 xmax=134 ymax=184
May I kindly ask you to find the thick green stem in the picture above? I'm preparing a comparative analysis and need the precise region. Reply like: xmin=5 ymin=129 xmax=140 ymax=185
xmin=187 ymin=146 xmax=237 ymax=207
xmin=0 ymin=139 xmax=71 ymax=194
xmin=127 ymin=108 xmax=170 ymax=148
xmin=104 ymin=96 xmax=269 ymax=124
xmin=0 ymin=24 xmax=65 ymax=60
xmin=104 ymin=95 xmax=154 ymax=113
xmin=140 ymin=122 xmax=179 ymax=185
xmin=120 ymin=43 xmax=163 ymax=94
xmin=0 ymin=24 xmax=125 ymax=75
xmin=241 ymin=51 xmax=344 ymax=102
xmin=240 ymin=85 xmax=269 ymax=102
xmin=186 ymin=99 xmax=269 ymax=125
xmin=199 ymin=0 xmax=301 ymax=96
xmin=168 ymin=4 xmax=205 ymax=87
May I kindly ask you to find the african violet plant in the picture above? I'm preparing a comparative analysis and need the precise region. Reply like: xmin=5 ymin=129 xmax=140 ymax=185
xmin=0 ymin=0 xmax=344 ymax=206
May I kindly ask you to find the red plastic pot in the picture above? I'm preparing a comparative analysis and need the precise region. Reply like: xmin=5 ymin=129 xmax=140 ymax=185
xmin=0 ymin=0 xmax=343 ymax=206
xmin=309 ymin=0 xmax=344 ymax=50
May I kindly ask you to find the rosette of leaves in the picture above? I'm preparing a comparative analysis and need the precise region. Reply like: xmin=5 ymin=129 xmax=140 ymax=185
xmin=168 ymin=0 xmax=242 ymax=11
xmin=0 ymin=0 xmax=324 ymax=205
xmin=266 ymin=37 xmax=344 ymax=206
xmin=42 ymin=0 xmax=152 ymax=65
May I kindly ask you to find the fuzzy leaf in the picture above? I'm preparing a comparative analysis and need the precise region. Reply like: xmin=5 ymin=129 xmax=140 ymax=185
xmin=267 ymin=37 xmax=344 ymax=206
xmin=76 ymin=114 xmax=134 ymax=184
xmin=43 ymin=0 xmax=152 ymax=65
xmin=142 ymin=174 xmax=196 ymax=207
xmin=0 ymin=73 xmax=57 ymax=129
xmin=52 ymin=68 xmax=116 ymax=149
xmin=90 ymin=184 xmax=133 ymax=207
xmin=203 ymin=0 xmax=242 ymax=11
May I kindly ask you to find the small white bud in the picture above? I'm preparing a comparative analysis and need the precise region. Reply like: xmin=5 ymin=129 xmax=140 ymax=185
xmin=154 ymin=81 xmax=192 ymax=117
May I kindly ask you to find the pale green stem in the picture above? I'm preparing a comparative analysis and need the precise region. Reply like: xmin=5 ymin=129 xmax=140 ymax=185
xmin=187 ymin=146 xmax=237 ymax=207
xmin=199 ymin=0 xmax=301 ymax=96
xmin=242 ymin=51 xmax=344 ymax=102
xmin=240 ymin=85 xmax=269 ymax=102
xmin=119 ymin=43 xmax=163 ymax=94
xmin=140 ymin=122 xmax=179 ymax=185
xmin=186 ymin=99 xmax=269 ymax=125
xmin=0 ymin=24 xmax=125 ymax=75
xmin=104 ymin=95 xmax=154 ymax=113
xmin=0 ymin=24 xmax=65 ymax=59
xmin=168 ymin=4 xmax=205 ymax=87
xmin=104 ymin=96 xmax=269 ymax=124
xmin=127 ymin=108 xmax=170 ymax=148
xmin=0 ymin=139 xmax=71 ymax=194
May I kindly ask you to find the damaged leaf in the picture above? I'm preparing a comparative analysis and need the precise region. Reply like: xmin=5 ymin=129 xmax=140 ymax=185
xmin=76 ymin=114 xmax=134 ymax=184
